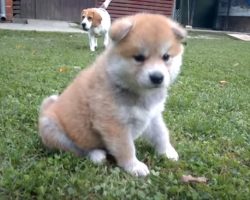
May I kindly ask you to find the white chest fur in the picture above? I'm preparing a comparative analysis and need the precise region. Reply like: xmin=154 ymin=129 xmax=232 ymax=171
xmin=91 ymin=26 xmax=106 ymax=37
xmin=117 ymin=94 xmax=166 ymax=140
xmin=120 ymin=106 xmax=150 ymax=139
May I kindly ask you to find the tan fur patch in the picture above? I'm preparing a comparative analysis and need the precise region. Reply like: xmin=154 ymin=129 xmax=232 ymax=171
xmin=111 ymin=14 xmax=183 ymax=59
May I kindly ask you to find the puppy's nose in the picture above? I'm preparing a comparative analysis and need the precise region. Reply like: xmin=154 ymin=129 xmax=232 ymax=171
xmin=149 ymin=72 xmax=164 ymax=85
xmin=82 ymin=23 xmax=86 ymax=29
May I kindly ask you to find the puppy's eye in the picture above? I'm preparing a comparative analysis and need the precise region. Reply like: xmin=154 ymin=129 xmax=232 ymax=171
xmin=82 ymin=16 xmax=85 ymax=19
xmin=88 ymin=16 xmax=92 ymax=20
xmin=162 ymin=53 xmax=170 ymax=62
xmin=133 ymin=54 xmax=146 ymax=62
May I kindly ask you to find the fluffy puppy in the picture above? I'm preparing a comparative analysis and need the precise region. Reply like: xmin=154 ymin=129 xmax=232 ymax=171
xmin=81 ymin=0 xmax=112 ymax=51
xmin=39 ymin=13 xmax=186 ymax=176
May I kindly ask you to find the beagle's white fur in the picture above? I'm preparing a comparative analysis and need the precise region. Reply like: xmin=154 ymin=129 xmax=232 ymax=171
xmin=81 ymin=0 xmax=112 ymax=51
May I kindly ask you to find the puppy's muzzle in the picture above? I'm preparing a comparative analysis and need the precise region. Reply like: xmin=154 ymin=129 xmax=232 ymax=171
xmin=82 ymin=23 xmax=89 ymax=31
xmin=149 ymin=72 xmax=164 ymax=85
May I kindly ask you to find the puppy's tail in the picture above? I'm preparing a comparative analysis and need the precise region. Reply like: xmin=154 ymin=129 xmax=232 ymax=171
xmin=39 ymin=95 xmax=58 ymax=115
xmin=100 ymin=0 xmax=112 ymax=9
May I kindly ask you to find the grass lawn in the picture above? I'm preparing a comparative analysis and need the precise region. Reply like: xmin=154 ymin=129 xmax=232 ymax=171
xmin=0 ymin=29 xmax=249 ymax=199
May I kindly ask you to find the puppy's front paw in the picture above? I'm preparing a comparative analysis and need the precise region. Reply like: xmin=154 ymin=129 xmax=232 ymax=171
xmin=123 ymin=159 xmax=150 ymax=177
xmin=165 ymin=146 xmax=179 ymax=161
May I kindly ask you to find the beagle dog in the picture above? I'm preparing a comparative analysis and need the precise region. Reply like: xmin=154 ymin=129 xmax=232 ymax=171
xmin=81 ymin=0 xmax=112 ymax=51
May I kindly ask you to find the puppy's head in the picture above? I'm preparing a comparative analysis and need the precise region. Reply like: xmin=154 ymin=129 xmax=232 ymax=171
xmin=106 ymin=13 xmax=186 ymax=92
xmin=81 ymin=8 xmax=102 ymax=31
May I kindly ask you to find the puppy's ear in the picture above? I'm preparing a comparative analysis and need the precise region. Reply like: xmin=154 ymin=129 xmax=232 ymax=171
xmin=109 ymin=18 xmax=133 ymax=42
xmin=92 ymin=12 xmax=102 ymax=27
xmin=170 ymin=20 xmax=187 ymax=42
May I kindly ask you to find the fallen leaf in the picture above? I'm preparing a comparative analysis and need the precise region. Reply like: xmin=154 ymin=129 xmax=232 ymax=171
xmin=181 ymin=175 xmax=208 ymax=184
xmin=58 ymin=66 xmax=69 ymax=73
xmin=16 ymin=45 xmax=23 ymax=49
xmin=73 ymin=66 xmax=81 ymax=71
xmin=219 ymin=80 xmax=228 ymax=85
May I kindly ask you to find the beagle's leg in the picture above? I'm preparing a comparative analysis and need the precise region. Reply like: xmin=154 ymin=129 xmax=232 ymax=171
xmin=94 ymin=37 xmax=98 ymax=49
xmin=103 ymin=32 xmax=109 ymax=48
xmin=88 ymin=33 xmax=96 ymax=51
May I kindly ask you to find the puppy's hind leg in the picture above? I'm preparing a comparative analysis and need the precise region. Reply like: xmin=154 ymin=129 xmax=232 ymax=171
xmin=40 ymin=95 xmax=58 ymax=113
xmin=39 ymin=95 xmax=85 ymax=156
xmin=88 ymin=149 xmax=107 ymax=164
xmin=39 ymin=116 xmax=85 ymax=156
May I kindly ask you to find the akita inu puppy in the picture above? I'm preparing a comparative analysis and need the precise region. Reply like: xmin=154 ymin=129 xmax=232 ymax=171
xmin=39 ymin=13 xmax=186 ymax=176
